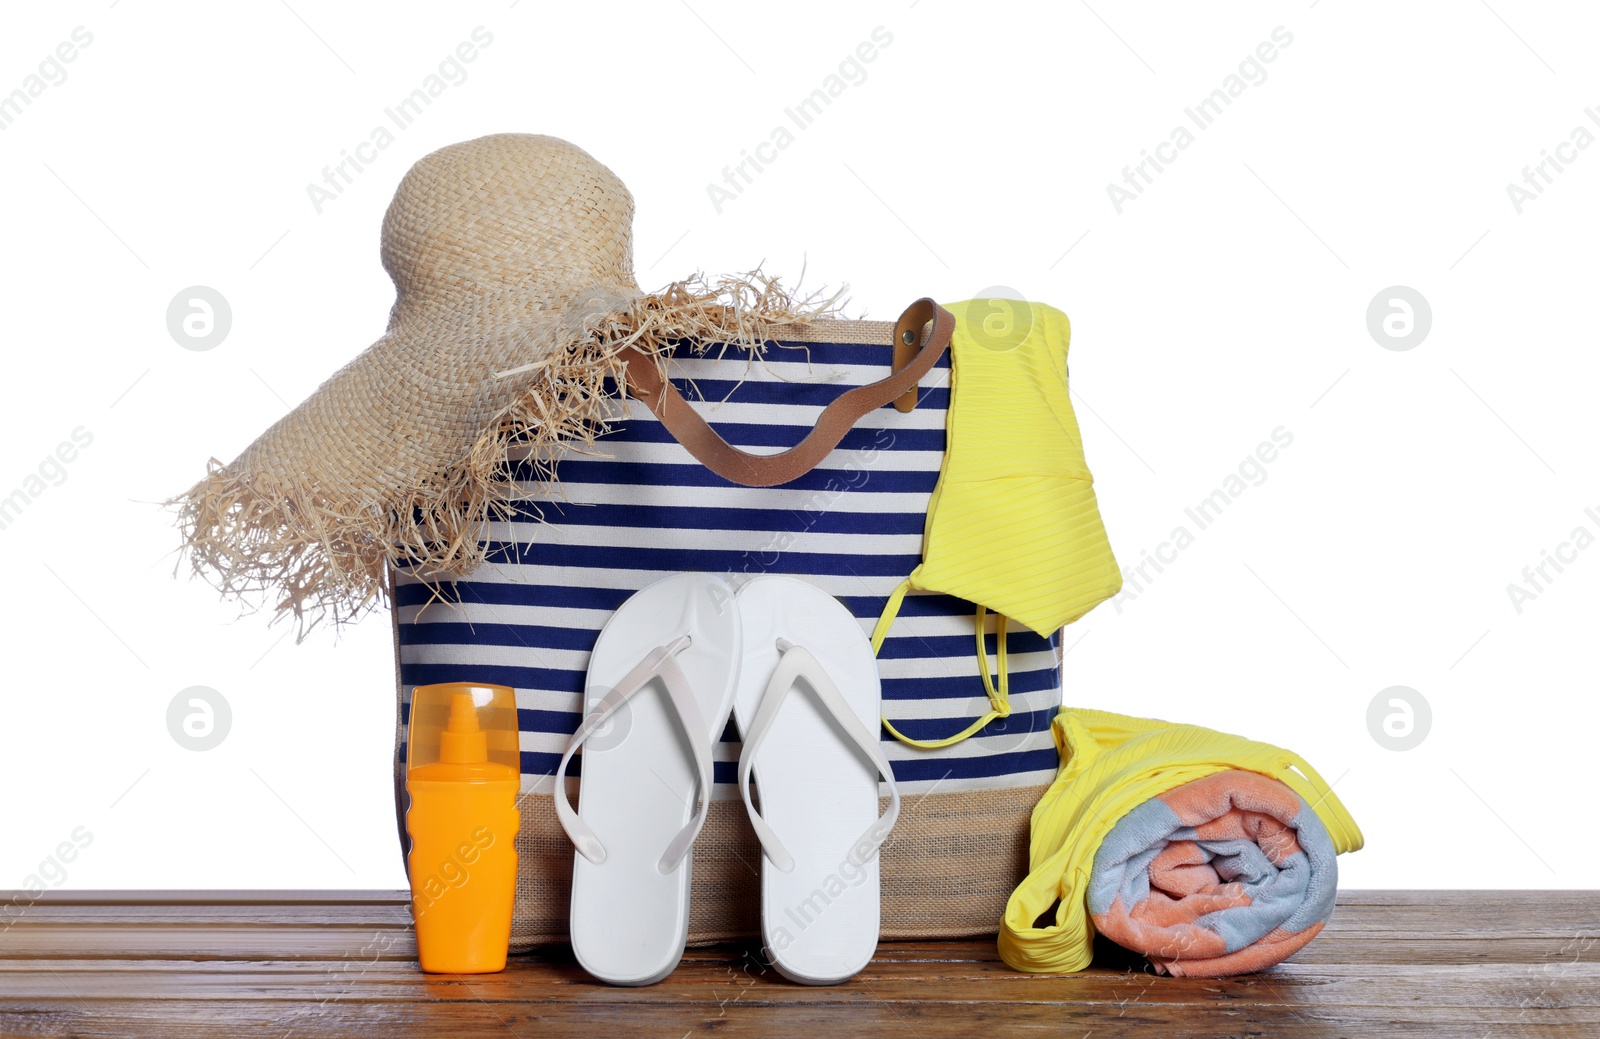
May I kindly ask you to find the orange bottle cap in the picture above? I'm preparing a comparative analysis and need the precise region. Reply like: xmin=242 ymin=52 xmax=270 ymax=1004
xmin=407 ymin=683 xmax=520 ymax=775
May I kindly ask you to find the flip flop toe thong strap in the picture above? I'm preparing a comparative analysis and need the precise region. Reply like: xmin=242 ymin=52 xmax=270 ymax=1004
xmin=738 ymin=639 xmax=901 ymax=874
xmin=554 ymin=634 xmax=716 ymax=873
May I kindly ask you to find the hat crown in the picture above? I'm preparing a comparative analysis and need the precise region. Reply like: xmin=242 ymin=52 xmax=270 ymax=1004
xmin=380 ymin=134 xmax=638 ymax=305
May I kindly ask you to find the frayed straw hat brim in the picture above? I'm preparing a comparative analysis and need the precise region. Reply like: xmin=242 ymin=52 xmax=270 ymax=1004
xmin=173 ymin=134 xmax=838 ymax=633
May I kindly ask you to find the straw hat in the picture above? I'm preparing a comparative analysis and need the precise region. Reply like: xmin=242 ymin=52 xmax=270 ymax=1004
xmin=176 ymin=134 xmax=826 ymax=631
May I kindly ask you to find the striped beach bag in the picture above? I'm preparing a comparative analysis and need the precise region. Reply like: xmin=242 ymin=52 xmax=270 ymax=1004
xmin=393 ymin=299 xmax=1070 ymax=949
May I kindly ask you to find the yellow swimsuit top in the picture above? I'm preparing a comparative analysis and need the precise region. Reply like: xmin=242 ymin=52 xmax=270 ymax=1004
xmin=874 ymin=299 xmax=1122 ymax=748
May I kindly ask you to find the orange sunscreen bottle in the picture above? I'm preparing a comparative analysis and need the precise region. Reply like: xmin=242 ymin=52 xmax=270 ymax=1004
xmin=405 ymin=682 xmax=521 ymax=973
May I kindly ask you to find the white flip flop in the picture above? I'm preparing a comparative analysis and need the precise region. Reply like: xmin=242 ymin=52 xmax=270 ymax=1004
xmin=554 ymin=572 xmax=741 ymax=985
xmin=733 ymin=575 xmax=901 ymax=985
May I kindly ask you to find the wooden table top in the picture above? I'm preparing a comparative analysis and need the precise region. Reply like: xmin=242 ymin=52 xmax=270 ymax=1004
xmin=0 ymin=890 xmax=1595 ymax=1037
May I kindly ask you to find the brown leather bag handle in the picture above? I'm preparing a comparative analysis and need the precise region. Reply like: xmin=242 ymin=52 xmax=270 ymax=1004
xmin=623 ymin=298 xmax=954 ymax=488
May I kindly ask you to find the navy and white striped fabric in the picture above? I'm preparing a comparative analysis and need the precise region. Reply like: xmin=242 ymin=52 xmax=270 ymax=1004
xmin=396 ymin=330 xmax=1063 ymax=797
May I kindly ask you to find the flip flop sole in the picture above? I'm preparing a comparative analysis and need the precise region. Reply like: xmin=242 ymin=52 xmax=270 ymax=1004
xmin=568 ymin=572 xmax=741 ymax=985
xmin=734 ymin=575 xmax=886 ymax=985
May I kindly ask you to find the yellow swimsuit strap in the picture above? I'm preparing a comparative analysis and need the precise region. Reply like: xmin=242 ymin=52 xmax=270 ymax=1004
xmin=874 ymin=580 xmax=1012 ymax=750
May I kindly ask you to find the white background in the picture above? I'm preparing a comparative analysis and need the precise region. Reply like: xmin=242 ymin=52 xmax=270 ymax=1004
xmin=1 ymin=0 xmax=1594 ymax=893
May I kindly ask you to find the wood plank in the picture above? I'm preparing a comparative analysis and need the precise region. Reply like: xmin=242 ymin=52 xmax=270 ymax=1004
xmin=1 ymin=960 xmax=1597 ymax=1008
xmin=9 ymin=889 xmax=1597 ymax=936
xmin=2 ymin=891 xmax=1597 ymax=1038
xmin=0 ymin=890 xmax=408 ymax=908
xmin=0 ymin=997 xmax=1592 ymax=1039
xmin=0 ymin=926 xmax=418 ymax=962
xmin=8 ymin=920 xmax=1596 ymax=967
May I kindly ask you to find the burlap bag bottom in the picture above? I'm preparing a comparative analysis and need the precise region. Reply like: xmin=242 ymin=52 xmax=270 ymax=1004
xmin=503 ymin=787 xmax=1041 ymax=949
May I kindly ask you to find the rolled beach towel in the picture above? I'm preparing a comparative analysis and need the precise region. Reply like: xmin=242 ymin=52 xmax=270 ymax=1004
xmin=998 ymin=709 xmax=1361 ymax=976
xmin=1087 ymin=769 xmax=1338 ymax=977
